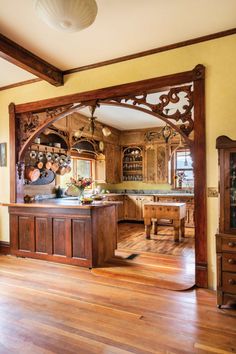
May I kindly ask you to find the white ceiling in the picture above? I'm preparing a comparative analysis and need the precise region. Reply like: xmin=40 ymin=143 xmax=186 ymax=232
xmin=0 ymin=57 xmax=36 ymax=87
xmin=0 ymin=0 xmax=235 ymax=88
xmin=79 ymin=105 xmax=165 ymax=130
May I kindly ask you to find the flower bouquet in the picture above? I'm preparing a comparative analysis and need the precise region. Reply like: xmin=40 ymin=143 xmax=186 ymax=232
xmin=67 ymin=176 xmax=93 ymax=201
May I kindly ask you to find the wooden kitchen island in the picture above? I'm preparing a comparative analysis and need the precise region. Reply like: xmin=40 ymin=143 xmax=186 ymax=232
xmin=5 ymin=200 xmax=118 ymax=268
xmin=143 ymin=202 xmax=186 ymax=242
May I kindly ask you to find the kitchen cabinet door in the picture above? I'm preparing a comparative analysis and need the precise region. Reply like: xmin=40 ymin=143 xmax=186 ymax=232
xmin=144 ymin=145 xmax=156 ymax=183
xmin=104 ymin=195 xmax=124 ymax=221
xmin=105 ymin=143 xmax=121 ymax=183
xmin=156 ymin=144 xmax=168 ymax=183
xmin=144 ymin=144 xmax=168 ymax=184
xmin=124 ymin=195 xmax=138 ymax=220
xmin=95 ymin=154 xmax=106 ymax=183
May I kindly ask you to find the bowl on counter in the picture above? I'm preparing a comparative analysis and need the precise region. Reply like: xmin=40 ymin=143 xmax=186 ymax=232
xmin=81 ymin=197 xmax=93 ymax=205
xmin=92 ymin=194 xmax=104 ymax=201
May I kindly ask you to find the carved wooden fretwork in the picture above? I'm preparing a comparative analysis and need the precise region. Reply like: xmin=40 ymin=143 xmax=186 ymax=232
xmin=17 ymin=106 xmax=73 ymax=152
xmin=99 ymin=84 xmax=194 ymax=138
xmin=45 ymin=105 xmax=72 ymax=119
xmin=16 ymin=161 xmax=25 ymax=180
xmin=18 ymin=112 xmax=41 ymax=149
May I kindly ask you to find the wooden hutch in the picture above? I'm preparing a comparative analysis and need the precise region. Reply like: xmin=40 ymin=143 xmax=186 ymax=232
xmin=216 ymin=136 xmax=236 ymax=307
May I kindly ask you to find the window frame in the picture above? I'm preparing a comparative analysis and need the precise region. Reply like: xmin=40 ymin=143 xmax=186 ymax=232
xmin=172 ymin=147 xmax=194 ymax=189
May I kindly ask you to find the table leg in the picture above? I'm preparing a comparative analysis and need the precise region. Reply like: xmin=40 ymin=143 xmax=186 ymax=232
xmin=153 ymin=220 xmax=158 ymax=235
xmin=173 ymin=220 xmax=180 ymax=242
xmin=180 ymin=218 xmax=185 ymax=238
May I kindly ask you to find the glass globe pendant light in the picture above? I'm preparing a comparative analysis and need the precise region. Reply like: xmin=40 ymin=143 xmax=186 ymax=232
xmin=35 ymin=0 xmax=98 ymax=33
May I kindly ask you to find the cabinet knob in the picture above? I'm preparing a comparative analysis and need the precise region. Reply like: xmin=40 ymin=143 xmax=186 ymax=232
xmin=228 ymin=258 xmax=236 ymax=264
xmin=228 ymin=279 xmax=236 ymax=285
xmin=228 ymin=242 xmax=236 ymax=247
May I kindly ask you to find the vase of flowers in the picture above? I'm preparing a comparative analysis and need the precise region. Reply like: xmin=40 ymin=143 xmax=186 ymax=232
xmin=68 ymin=176 xmax=93 ymax=202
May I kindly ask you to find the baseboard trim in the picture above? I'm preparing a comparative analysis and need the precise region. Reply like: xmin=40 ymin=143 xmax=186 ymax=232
xmin=0 ymin=241 xmax=10 ymax=255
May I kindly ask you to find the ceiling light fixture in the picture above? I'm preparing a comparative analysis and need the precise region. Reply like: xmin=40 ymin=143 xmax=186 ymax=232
xmin=35 ymin=0 xmax=98 ymax=33
xmin=74 ymin=106 xmax=112 ymax=138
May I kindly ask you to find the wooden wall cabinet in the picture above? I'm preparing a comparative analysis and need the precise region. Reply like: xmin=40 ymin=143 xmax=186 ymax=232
xmin=216 ymin=136 xmax=236 ymax=307
xmin=95 ymin=154 xmax=106 ymax=183
xmin=124 ymin=195 xmax=154 ymax=221
xmin=105 ymin=143 xmax=121 ymax=183
xmin=144 ymin=144 xmax=168 ymax=184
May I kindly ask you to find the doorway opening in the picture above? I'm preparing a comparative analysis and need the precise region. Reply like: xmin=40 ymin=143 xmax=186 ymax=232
xmin=10 ymin=64 xmax=206 ymax=289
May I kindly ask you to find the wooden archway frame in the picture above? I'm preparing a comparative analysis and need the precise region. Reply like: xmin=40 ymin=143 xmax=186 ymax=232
xmin=9 ymin=64 xmax=207 ymax=287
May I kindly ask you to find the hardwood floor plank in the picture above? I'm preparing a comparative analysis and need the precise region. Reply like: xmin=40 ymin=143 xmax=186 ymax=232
xmin=0 ymin=256 xmax=236 ymax=354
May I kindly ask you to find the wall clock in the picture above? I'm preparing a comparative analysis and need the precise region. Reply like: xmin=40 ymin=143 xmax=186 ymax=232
xmin=99 ymin=141 xmax=104 ymax=152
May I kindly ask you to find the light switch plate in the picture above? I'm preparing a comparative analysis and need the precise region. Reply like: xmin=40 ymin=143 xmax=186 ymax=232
xmin=207 ymin=187 xmax=219 ymax=197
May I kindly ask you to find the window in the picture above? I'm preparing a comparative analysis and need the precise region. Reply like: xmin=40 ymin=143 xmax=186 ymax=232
xmin=174 ymin=149 xmax=194 ymax=189
xmin=76 ymin=159 xmax=92 ymax=179
xmin=73 ymin=158 xmax=94 ymax=188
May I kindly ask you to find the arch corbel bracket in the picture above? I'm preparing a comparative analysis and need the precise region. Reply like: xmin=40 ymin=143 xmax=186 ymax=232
xmin=18 ymin=103 xmax=86 ymax=162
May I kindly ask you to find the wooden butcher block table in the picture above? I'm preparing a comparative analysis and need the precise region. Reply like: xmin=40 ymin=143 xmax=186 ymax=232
xmin=143 ymin=202 xmax=186 ymax=242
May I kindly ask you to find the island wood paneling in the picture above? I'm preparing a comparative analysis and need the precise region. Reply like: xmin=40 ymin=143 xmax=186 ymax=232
xmin=35 ymin=217 xmax=47 ymax=253
xmin=8 ymin=204 xmax=117 ymax=268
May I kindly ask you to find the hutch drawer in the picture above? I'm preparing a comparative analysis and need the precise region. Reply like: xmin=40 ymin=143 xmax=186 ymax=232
xmin=221 ymin=237 xmax=236 ymax=252
xmin=222 ymin=272 xmax=236 ymax=294
xmin=222 ymin=253 xmax=236 ymax=272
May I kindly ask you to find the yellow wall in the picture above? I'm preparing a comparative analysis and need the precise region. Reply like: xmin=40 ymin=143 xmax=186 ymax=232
xmin=0 ymin=34 xmax=236 ymax=288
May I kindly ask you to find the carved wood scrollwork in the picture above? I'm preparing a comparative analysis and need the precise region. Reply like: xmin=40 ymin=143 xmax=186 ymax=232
xmin=18 ymin=112 xmax=40 ymax=149
xmin=16 ymin=161 xmax=24 ymax=180
xmin=99 ymin=84 xmax=194 ymax=138
xmin=17 ymin=105 xmax=73 ymax=154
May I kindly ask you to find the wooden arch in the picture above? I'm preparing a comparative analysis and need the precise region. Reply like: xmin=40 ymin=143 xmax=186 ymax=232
xmin=9 ymin=64 xmax=207 ymax=287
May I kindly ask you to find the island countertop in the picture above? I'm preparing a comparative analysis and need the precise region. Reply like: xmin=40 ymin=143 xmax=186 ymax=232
xmin=3 ymin=199 xmax=119 ymax=209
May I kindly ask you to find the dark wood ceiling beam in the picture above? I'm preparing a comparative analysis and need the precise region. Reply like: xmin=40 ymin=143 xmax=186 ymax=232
xmin=0 ymin=34 xmax=63 ymax=86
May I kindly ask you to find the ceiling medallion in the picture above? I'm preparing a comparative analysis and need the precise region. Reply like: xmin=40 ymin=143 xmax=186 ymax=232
xmin=35 ymin=0 xmax=98 ymax=33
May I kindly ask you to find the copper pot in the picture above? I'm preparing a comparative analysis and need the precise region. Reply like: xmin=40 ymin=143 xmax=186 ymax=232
xmin=56 ymin=166 xmax=66 ymax=175
xmin=51 ymin=162 xmax=59 ymax=172
xmin=25 ymin=166 xmax=40 ymax=182
xmin=37 ymin=161 xmax=44 ymax=169
xmin=65 ymin=165 xmax=71 ymax=174
xmin=45 ymin=161 xmax=52 ymax=170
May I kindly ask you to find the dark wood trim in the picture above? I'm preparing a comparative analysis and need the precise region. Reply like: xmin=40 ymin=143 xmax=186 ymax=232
xmin=9 ymin=103 xmax=16 ymax=203
xmin=0 ymin=34 xmax=63 ymax=87
xmin=15 ymin=69 xmax=195 ymax=114
xmin=0 ymin=241 xmax=10 ymax=255
xmin=216 ymin=135 xmax=236 ymax=149
xmin=193 ymin=65 xmax=208 ymax=287
xmin=0 ymin=78 xmax=42 ymax=92
xmin=64 ymin=28 xmax=236 ymax=75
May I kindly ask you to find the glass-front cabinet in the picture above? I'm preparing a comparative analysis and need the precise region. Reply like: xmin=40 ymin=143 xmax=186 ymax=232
xmin=230 ymin=152 xmax=236 ymax=229
xmin=122 ymin=146 xmax=143 ymax=181
xmin=216 ymin=136 xmax=236 ymax=308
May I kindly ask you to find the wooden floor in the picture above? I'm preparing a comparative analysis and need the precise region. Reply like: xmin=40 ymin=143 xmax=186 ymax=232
xmin=92 ymin=223 xmax=195 ymax=291
xmin=117 ymin=223 xmax=195 ymax=257
xmin=0 ymin=255 xmax=236 ymax=354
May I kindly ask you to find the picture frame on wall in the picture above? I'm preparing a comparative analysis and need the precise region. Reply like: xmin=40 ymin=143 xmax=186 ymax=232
xmin=0 ymin=143 xmax=7 ymax=167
